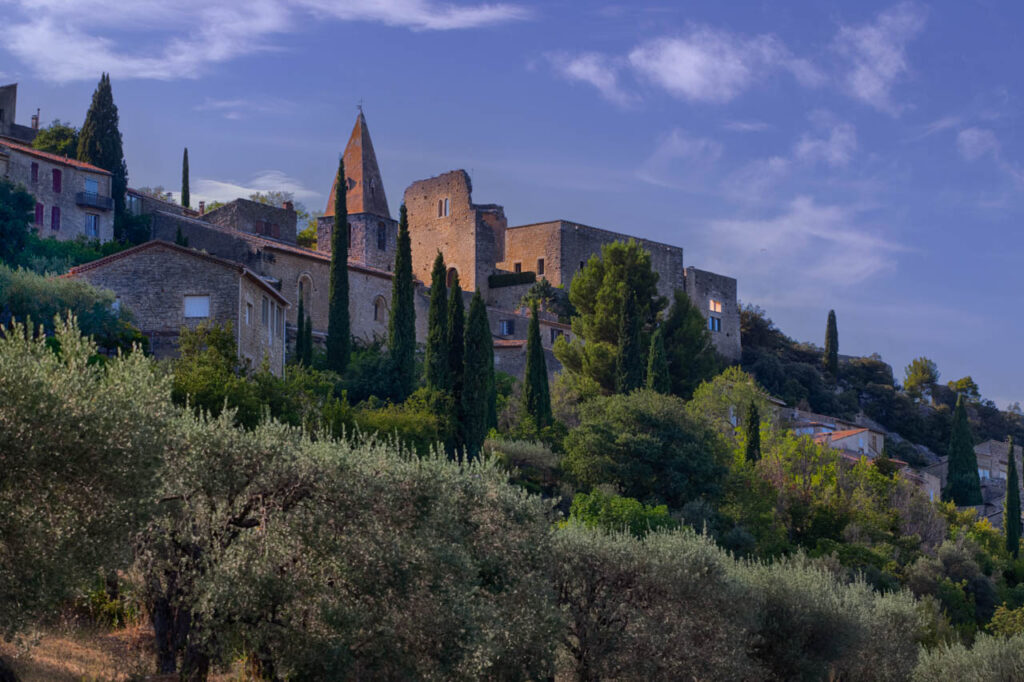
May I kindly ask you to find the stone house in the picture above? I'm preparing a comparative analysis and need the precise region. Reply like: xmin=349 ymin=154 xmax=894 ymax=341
xmin=0 ymin=137 xmax=114 ymax=242
xmin=65 ymin=240 xmax=289 ymax=375
xmin=812 ymin=427 xmax=885 ymax=459
xmin=0 ymin=83 xmax=39 ymax=143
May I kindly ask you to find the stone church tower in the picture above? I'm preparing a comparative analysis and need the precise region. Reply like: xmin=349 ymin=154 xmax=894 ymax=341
xmin=317 ymin=111 xmax=397 ymax=271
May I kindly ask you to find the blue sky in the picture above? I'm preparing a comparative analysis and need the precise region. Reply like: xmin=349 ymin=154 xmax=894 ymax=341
xmin=2 ymin=1 xmax=1023 ymax=406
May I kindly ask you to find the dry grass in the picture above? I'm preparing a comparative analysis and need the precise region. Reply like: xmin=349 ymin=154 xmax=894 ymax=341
xmin=0 ymin=625 xmax=242 ymax=681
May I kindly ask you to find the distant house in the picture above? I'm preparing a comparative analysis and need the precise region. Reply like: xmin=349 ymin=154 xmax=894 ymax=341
xmin=65 ymin=240 xmax=289 ymax=375
xmin=0 ymin=137 xmax=114 ymax=242
xmin=812 ymin=427 xmax=885 ymax=460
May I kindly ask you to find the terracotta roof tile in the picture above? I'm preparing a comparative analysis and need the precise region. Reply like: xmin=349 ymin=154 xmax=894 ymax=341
xmin=0 ymin=137 xmax=111 ymax=175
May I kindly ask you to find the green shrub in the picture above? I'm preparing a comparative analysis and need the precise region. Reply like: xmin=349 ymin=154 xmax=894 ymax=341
xmin=354 ymin=387 xmax=450 ymax=456
xmin=568 ymin=489 xmax=677 ymax=537
xmin=912 ymin=633 xmax=1024 ymax=681
xmin=488 ymin=271 xmax=536 ymax=288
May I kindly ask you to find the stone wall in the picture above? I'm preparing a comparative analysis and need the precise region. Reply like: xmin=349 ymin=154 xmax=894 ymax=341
xmin=403 ymin=170 xmax=505 ymax=296
xmin=500 ymin=220 xmax=685 ymax=302
xmin=316 ymin=212 xmax=398 ymax=272
xmin=202 ymin=198 xmax=298 ymax=244
xmin=684 ymin=266 xmax=741 ymax=361
xmin=67 ymin=242 xmax=287 ymax=376
xmin=237 ymin=273 xmax=287 ymax=375
xmin=0 ymin=144 xmax=114 ymax=243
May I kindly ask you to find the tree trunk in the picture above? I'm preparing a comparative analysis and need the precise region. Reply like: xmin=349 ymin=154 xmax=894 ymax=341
xmin=151 ymin=596 xmax=177 ymax=674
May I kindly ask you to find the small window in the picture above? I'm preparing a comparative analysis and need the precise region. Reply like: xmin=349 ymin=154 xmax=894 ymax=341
xmin=184 ymin=295 xmax=210 ymax=318
xmin=447 ymin=267 xmax=458 ymax=288
xmin=111 ymin=298 xmax=121 ymax=312
xmin=537 ymin=258 xmax=545 ymax=276
xmin=271 ymin=223 xmax=280 ymax=239
xmin=377 ymin=222 xmax=387 ymax=250
xmin=437 ymin=199 xmax=444 ymax=217
xmin=500 ymin=319 xmax=515 ymax=336
xmin=262 ymin=296 xmax=269 ymax=326
xmin=709 ymin=299 xmax=723 ymax=313
xmin=246 ymin=302 xmax=253 ymax=326
xmin=444 ymin=198 xmax=450 ymax=216
xmin=84 ymin=178 xmax=98 ymax=195
xmin=374 ymin=297 xmax=386 ymax=322
xmin=550 ymin=328 xmax=563 ymax=344
xmin=51 ymin=205 xmax=60 ymax=231
xmin=708 ymin=316 xmax=721 ymax=332
xmin=34 ymin=203 xmax=42 ymax=225
xmin=579 ymin=261 xmax=585 ymax=271
xmin=52 ymin=169 xmax=61 ymax=193
xmin=30 ymin=162 xmax=38 ymax=183
xmin=514 ymin=262 xmax=522 ymax=273
xmin=84 ymin=214 xmax=98 ymax=238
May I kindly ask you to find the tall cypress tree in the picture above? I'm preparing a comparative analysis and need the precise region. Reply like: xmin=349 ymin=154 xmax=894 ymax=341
xmin=181 ymin=147 xmax=190 ymax=209
xmin=295 ymin=295 xmax=307 ymax=364
xmin=943 ymin=395 xmax=983 ymax=506
xmin=1006 ymin=437 xmax=1021 ymax=558
xmin=522 ymin=300 xmax=552 ymax=427
xmin=462 ymin=290 xmax=493 ymax=457
xmin=447 ymin=272 xmax=466 ymax=445
xmin=326 ymin=157 xmax=351 ymax=374
xmin=645 ymin=327 xmax=670 ymax=394
xmin=389 ymin=204 xmax=416 ymax=400
xmin=425 ymin=252 xmax=449 ymax=391
xmin=824 ymin=309 xmax=839 ymax=378
xmin=745 ymin=401 xmax=761 ymax=463
xmin=77 ymin=73 xmax=128 ymax=239
xmin=615 ymin=291 xmax=644 ymax=394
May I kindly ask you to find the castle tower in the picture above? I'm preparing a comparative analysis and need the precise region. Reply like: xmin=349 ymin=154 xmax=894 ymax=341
xmin=318 ymin=110 xmax=397 ymax=271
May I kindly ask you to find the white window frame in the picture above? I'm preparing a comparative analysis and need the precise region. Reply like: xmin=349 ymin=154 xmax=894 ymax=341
xmin=184 ymin=294 xmax=210 ymax=318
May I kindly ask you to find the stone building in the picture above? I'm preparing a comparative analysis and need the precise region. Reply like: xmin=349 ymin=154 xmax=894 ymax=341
xmin=65 ymin=240 xmax=290 ymax=375
xmin=0 ymin=83 xmax=39 ymax=143
xmin=0 ymin=137 xmax=115 ymax=242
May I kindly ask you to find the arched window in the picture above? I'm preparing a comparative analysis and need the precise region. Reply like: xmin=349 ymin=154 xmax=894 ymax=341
xmin=446 ymin=267 xmax=458 ymax=288
xmin=297 ymin=275 xmax=313 ymax=308
xmin=438 ymin=199 xmax=444 ymax=217
xmin=373 ymin=296 xmax=387 ymax=323
xmin=444 ymin=197 xmax=450 ymax=216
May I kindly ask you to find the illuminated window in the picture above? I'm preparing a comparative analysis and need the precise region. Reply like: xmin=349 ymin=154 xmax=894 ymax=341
xmin=709 ymin=299 xmax=722 ymax=313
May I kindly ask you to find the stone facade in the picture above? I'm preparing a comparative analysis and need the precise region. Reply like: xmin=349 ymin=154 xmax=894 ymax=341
xmin=403 ymin=170 xmax=507 ymax=296
xmin=0 ymin=83 xmax=38 ymax=143
xmin=684 ymin=267 xmax=741 ymax=361
xmin=317 ymin=212 xmax=398 ymax=272
xmin=500 ymin=220 xmax=685 ymax=302
xmin=203 ymin=198 xmax=298 ymax=244
xmin=0 ymin=138 xmax=114 ymax=243
xmin=126 ymin=188 xmax=191 ymax=218
xmin=65 ymin=240 xmax=289 ymax=375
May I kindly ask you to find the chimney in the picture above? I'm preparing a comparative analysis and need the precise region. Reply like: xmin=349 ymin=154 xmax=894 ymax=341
xmin=198 ymin=200 xmax=205 ymax=215
xmin=31 ymin=109 xmax=39 ymax=130
xmin=282 ymin=200 xmax=294 ymax=211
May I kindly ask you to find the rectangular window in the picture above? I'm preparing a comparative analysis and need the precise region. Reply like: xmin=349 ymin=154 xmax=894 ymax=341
xmin=708 ymin=316 xmax=721 ymax=332
xmin=84 ymin=178 xmax=98 ymax=195
xmin=709 ymin=299 xmax=722 ymax=313
xmin=84 ymin=214 xmax=98 ymax=238
xmin=246 ymin=302 xmax=253 ymax=326
xmin=52 ymin=169 xmax=61 ymax=193
xmin=579 ymin=261 xmax=585 ymax=271
xmin=537 ymin=258 xmax=545 ymax=276
xmin=444 ymin=197 xmax=450 ymax=217
xmin=271 ymin=223 xmax=280 ymax=239
xmin=51 ymin=205 xmax=60 ymax=231
xmin=499 ymin=319 xmax=515 ymax=336
xmin=377 ymin=223 xmax=387 ymax=250
xmin=183 ymin=295 xmax=210 ymax=318
xmin=30 ymin=162 xmax=38 ymax=183
xmin=262 ymin=296 xmax=269 ymax=326
xmin=34 ymin=203 xmax=42 ymax=225
xmin=514 ymin=262 xmax=522 ymax=273
xmin=550 ymin=328 xmax=563 ymax=343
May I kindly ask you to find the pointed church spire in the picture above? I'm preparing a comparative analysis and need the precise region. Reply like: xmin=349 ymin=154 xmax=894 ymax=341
xmin=324 ymin=110 xmax=390 ymax=219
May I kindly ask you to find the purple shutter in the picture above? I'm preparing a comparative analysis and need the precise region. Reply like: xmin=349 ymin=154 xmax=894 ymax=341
xmin=52 ymin=169 xmax=62 ymax=193
xmin=34 ymin=203 xmax=43 ymax=225
xmin=51 ymin=205 xmax=60 ymax=230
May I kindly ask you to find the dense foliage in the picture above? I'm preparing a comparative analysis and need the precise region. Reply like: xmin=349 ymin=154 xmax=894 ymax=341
xmin=77 ymin=73 xmax=130 ymax=240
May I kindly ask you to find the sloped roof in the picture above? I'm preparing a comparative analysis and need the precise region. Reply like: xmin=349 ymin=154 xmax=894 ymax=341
xmin=65 ymin=239 xmax=289 ymax=306
xmin=813 ymin=428 xmax=869 ymax=443
xmin=0 ymin=137 xmax=111 ymax=175
xmin=324 ymin=111 xmax=390 ymax=219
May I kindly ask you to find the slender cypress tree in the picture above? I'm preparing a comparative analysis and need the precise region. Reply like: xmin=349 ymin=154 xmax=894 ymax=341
xmin=462 ymin=290 xmax=492 ymax=457
xmin=326 ymin=157 xmax=351 ymax=373
xmin=425 ymin=252 xmax=449 ymax=391
xmin=745 ymin=401 xmax=762 ymax=463
xmin=824 ymin=309 xmax=839 ymax=378
xmin=645 ymin=327 xmax=671 ymax=394
xmin=295 ymin=295 xmax=307 ymax=364
xmin=302 ymin=311 xmax=314 ymax=365
xmin=943 ymin=395 xmax=983 ymax=506
xmin=447 ymin=272 xmax=466 ymax=446
xmin=1006 ymin=437 xmax=1021 ymax=558
xmin=77 ymin=73 xmax=128 ymax=239
xmin=522 ymin=300 xmax=552 ymax=427
xmin=614 ymin=291 xmax=644 ymax=394
xmin=388 ymin=204 xmax=416 ymax=400
xmin=486 ymin=323 xmax=497 ymax=430
xmin=181 ymin=147 xmax=190 ymax=208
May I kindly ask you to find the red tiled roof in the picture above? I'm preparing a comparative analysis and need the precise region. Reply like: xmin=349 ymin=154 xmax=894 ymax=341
xmin=0 ymin=137 xmax=111 ymax=175
xmin=64 ymin=240 xmax=290 ymax=306
xmin=813 ymin=428 xmax=868 ymax=442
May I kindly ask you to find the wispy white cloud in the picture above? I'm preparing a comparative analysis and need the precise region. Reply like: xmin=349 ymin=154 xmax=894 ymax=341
xmin=723 ymin=120 xmax=772 ymax=133
xmin=956 ymin=127 xmax=1000 ymax=161
xmin=834 ymin=2 xmax=927 ymax=115
xmin=191 ymin=170 xmax=321 ymax=204
xmin=194 ymin=97 xmax=294 ymax=120
xmin=546 ymin=52 xmax=634 ymax=106
xmin=721 ymin=156 xmax=791 ymax=202
xmin=794 ymin=113 xmax=857 ymax=167
xmin=628 ymin=28 xmax=823 ymax=104
xmin=2 ymin=0 xmax=528 ymax=83
xmin=635 ymin=128 xmax=723 ymax=188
